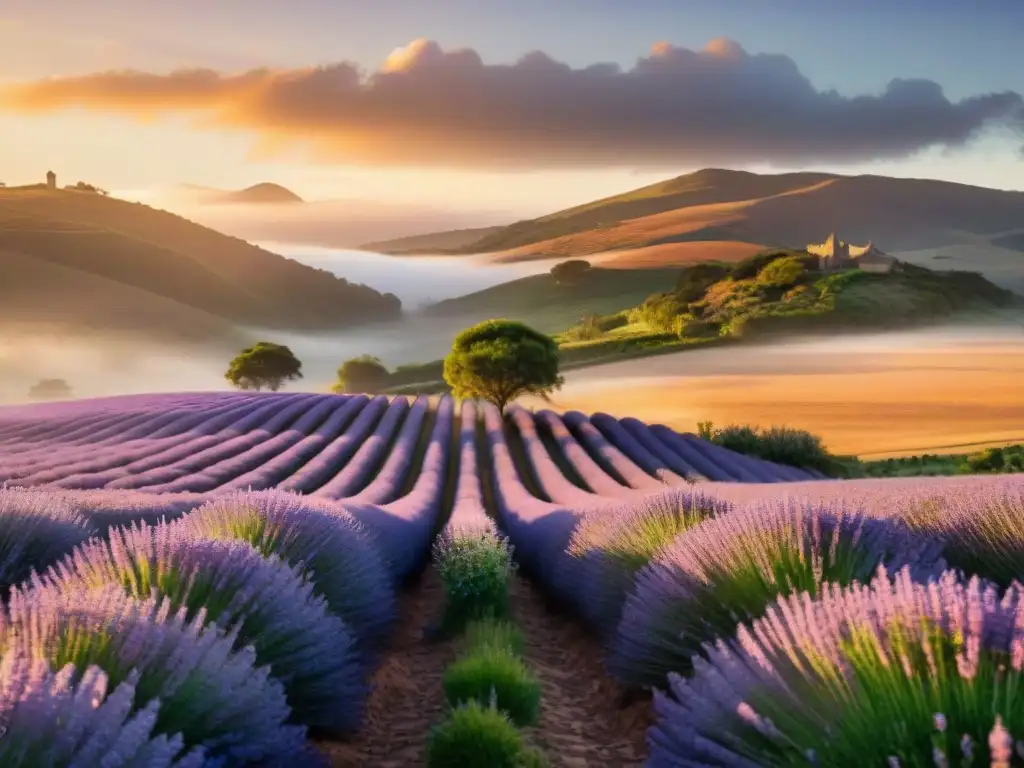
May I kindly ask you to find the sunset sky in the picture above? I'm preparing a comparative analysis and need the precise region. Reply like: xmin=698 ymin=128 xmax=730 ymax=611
xmin=1 ymin=0 xmax=1022 ymax=218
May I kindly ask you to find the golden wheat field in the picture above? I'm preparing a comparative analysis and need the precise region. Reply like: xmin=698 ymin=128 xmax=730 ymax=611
xmin=523 ymin=328 xmax=1024 ymax=458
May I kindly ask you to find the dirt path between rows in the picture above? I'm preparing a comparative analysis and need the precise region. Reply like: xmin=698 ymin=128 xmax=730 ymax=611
xmin=512 ymin=577 xmax=653 ymax=767
xmin=318 ymin=567 xmax=652 ymax=767
xmin=318 ymin=566 xmax=456 ymax=767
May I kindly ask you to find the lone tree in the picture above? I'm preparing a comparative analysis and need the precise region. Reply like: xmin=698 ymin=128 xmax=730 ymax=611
xmin=550 ymin=259 xmax=592 ymax=285
xmin=443 ymin=319 xmax=563 ymax=413
xmin=27 ymin=378 xmax=74 ymax=401
xmin=333 ymin=354 xmax=390 ymax=394
xmin=225 ymin=341 xmax=303 ymax=392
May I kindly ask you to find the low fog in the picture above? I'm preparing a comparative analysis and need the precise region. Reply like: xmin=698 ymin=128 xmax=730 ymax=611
xmin=3 ymin=319 xmax=1022 ymax=406
xmin=154 ymin=196 xmax=505 ymax=251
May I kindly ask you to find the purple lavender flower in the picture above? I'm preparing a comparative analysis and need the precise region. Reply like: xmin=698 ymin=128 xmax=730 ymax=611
xmin=0 ymin=649 xmax=207 ymax=767
xmin=560 ymin=488 xmax=730 ymax=638
xmin=609 ymin=498 xmax=946 ymax=689
xmin=900 ymin=485 xmax=1024 ymax=588
xmin=35 ymin=522 xmax=366 ymax=734
xmin=648 ymin=567 xmax=1024 ymax=768
xmin=0 ymin=486 xmax=93 ymax=592
xmin=3 ymin=584 xmax=315 ymax=764
xmin=175 ymin=490 xmax=395 ymax=651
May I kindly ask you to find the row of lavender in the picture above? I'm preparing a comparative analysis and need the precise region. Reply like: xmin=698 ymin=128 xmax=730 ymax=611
xmin=482 ymin=404 xmax=1024 ymax=768
xmin=0 ymin=392 xmax=815 ymax=504
xmin=0 ymin=397 xmax=460 ymax=765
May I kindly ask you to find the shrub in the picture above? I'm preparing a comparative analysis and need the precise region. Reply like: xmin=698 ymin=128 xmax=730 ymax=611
xmin=648 ymin=568 xmax=1024 ymax=767
xmin=175 ymin=490 xmax=396 ymax=651
xmin=672 ymin=313 xmax=713 ymax=339
xmin=608 ymin=500 xmax=945 ymax=688
xmin=435 ymin=533 xmax=515 ymax=632
xmin=36 ymin=522 xmax=365 ymax=733
xmin=426 ymin=700 xmax=539 ymax=768
xmin=0 ymin=652 xmax=206 ymax=766
xmin=442 ymin=647 xmax=542 ymax=727
xmin=756 ymin=255 xmax=806 ymax=288
xmin=562 ymin=313 xmax=604 ymax=342
xmin=563 ymin=490 xmax=729 ymax=637
xmin=5 ymin=584 xmax=309 ymax=763
xmin=635 ymin=293 xmax=687 ymax=333
xmin=706 ymin=423 xmax=838 ymax=474
xmin=464 ymin=618 xmax=526 ymax=657
xmin=675 ymin=263 xmax=731 ymax=302
xmin=0 ymin=486 xmax=92 ymax=593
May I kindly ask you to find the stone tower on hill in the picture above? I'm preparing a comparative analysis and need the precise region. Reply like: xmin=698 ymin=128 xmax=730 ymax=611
xmin=807 ymin=232 xmax=896 ymax=274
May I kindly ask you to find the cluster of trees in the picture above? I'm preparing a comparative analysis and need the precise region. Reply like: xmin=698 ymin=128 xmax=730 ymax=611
xmin=27 ymin=379 xmax=74 ymax=401
xmin=224 ymin=319 xmax=563 ymax=413
xmin=66 ymin=181 xmax=109 ymax=195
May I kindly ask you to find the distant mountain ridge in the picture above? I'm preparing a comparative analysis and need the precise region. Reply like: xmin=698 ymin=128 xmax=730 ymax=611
xmin=218 ymin=183 xmax=304 ymax=204
xmin=365 ymin=167 xmax=1024 ymax=294
xmin=174 ymin=182 xmax=304 ymax=205
xmin=0 ymin=186 xmax=401 ymax=345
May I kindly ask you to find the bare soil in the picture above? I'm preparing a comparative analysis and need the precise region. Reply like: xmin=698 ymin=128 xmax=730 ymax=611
xmin=318 ymin=567 xmax=455 ymax=767
xmin=512 ymin=578 xmax=653 ymax=767
xmin=319 ymin=569 xmax=653 ymax=767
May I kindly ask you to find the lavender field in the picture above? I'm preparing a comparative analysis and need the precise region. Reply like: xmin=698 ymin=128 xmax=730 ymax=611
xmin=1 ymin=390 xmax=1022 ymax=766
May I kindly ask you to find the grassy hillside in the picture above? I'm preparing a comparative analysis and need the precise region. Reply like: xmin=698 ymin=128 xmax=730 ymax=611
xmin=362 ymin=225 xmax=504 ymax=254
xmin=218 ymin=183 xmax=304 ymax=204
xmin=422 ymin=266 xmax=682 ymax=331
xmin=0 ymin=187 xmax=401 ymax=339
xmin=383 ymin=251 xmax=1023 ymax=394
xmin=384 ymin=171 xmax=1024 ymax=279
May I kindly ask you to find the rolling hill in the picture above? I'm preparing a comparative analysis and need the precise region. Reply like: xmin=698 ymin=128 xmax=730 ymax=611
xmin=0 ymin=187 xmax=401 ymax=343
xmin=369 ymin=168 xmax=1024 ymax=292
xmin=217 ymin=183 xmax=304 ymax=204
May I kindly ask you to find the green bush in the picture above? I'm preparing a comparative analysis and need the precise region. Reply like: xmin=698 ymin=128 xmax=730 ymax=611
xmin=756 ymin=255 xmax=806 ymax=288
xmin=562 ymin=313 xmax=604 ymax=342
xmin=634 ymin=293 xmax=688 ymax=332
xmin=435 ymin=534 xmax=515 ymax=632
xmin=442 ymin=646 xmax=542 ymax=727
xmin=464 ymin=619 xmax=526 ymax=657
xmin=703 ymin=422 xmax=839 ymax=474
xmin=427 ymin=700 xmax=542 ymax=768
xmin=961 ymin=445 xmax=1024 ymax=474
xmin=672 ymin=313 xmax=714 ymax=339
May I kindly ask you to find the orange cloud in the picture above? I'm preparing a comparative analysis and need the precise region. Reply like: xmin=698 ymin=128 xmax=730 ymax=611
xmin=1 ymin=38 xmax=1022 ymax=169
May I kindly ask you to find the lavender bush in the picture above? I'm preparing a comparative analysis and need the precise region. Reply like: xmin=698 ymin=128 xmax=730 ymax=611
xmin=175 ymin=490 xmax=395 ymax=650
xmin=35 ymin=522 xmax=365 ymax=733
xmin=649 ymin=567 xmax=1024 ymax=768
xmin=0 ymin=650 xmax=206 ymax=767
xmin=901 ymin=485 xmax=1024 ymax=588
xmin=0 ymin=486 xmax=93 ymax=592
xmin=3 ymin=584 xmax=313 ymax=764
xmin=561 ymin=489 xmax=729 ymax=638
xmin=609 ymin=498 xmax=946 ymax=688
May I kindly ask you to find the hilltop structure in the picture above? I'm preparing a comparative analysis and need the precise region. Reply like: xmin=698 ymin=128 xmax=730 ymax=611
xmin=46 ymin=170 xmax=56 ymax=190
xmin=807 ymin=232 xmax=896 ymax=274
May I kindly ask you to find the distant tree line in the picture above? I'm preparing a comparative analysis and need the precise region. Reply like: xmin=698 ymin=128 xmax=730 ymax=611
xmin=225 ymin=318 xmax=563 ymax=413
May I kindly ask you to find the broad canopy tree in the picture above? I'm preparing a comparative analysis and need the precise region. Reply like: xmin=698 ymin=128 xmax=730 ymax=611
xmin=27 ymin=378 xmax=74 ymax=401
xmin=333 ymin=354 xmax=390 ymax=394
xmin=443 ymin=319 xmax=563 ymax=413
xmin=225 ymin=341 xmax=303 ymax=392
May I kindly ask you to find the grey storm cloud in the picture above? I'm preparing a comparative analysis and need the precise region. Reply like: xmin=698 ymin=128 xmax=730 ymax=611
xmin=3 ymin=37 xmax=1022 ymax=169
